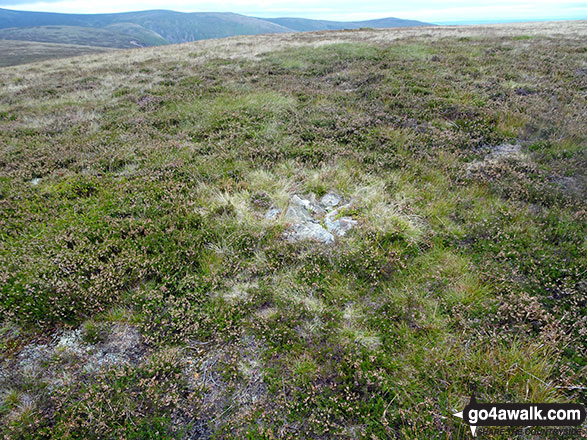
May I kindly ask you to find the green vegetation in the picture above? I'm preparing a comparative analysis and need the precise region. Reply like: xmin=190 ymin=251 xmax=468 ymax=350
xmin=0 ymin=25 xmax=585 ymax=439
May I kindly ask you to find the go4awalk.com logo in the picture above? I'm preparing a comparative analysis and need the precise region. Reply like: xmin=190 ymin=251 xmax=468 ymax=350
xmin=453 ymin=394 xmax=585 ymax=437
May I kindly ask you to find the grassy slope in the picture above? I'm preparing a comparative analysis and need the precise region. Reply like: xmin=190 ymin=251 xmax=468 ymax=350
xmin=0 ymin=25 xmax=167 ymax=48
xmin=0 ymin=23 xmax=585 ymax=439
xmin=0 ymin=39 xmax=113 ymax=67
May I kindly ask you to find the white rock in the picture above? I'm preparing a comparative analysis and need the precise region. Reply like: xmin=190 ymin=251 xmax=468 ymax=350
xmin=326 ymin=217 xmax=357 ymax=236
xmin=320 ymin=192 xmax=342 ymax=209
xmin=287 ymin=222 xmax=334 ymax=244
xmin=291 ymin=194 xmax=324 ymax=215
xmin=284 ymin=204 xmax=312 ymax=223
xmin=265 ymin=193 xmax=356 ymax=245
xmin=324 ymin=203 xmax=357 ymax=236
xmin=291 ymin=195 xmax=311 ymax=209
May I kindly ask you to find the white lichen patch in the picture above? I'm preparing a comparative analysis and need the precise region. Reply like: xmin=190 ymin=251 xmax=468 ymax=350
xmin=0 ymin=322 xmax=149 ymax=429
xmin=466 ymin=143 xmax=528 ymax=177
xmin=2 ymin=323 xmax=148 ymax=394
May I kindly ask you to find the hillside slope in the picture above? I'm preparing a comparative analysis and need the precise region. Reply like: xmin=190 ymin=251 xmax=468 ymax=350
xmin=263 ymin=16 xmax=431 ymax=31
xmin=0 ymin=22 xmax=585 ymax=440
xmin=0 ymin=39 xmax=112 ymax=67
xmin=0 ymin=25 xmax=167 ymax=48
xmin=116 ymin=11 xmax=293 ymax=43
xmin=0 ymin=8 xmax=431 ymax=47
xmin=0 ymin=9 xmax=293 ymax=44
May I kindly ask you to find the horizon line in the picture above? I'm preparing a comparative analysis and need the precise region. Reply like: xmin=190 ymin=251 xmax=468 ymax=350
xmin=0 ymin=7 xmax=585 ymax=26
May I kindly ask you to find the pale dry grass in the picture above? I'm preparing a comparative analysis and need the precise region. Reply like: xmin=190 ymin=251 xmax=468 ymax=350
xmin=1 ymin=21 xmax=585 ymax=105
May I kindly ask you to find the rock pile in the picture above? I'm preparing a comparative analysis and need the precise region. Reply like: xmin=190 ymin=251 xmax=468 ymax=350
xmin=265 ymin=192 xmax=357 ymax=244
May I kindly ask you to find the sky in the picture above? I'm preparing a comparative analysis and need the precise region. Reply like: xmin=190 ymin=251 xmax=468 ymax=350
xmin=0 ymin=0 xmax=586 ymax=24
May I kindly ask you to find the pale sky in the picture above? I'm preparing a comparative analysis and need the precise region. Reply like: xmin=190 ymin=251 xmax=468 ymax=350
xmin=1 ymin=0 xmax=586 ymax=24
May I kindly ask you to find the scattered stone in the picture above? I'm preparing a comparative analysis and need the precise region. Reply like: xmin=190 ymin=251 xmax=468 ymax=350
xmin=491 ymin=143 xmax=522 ymax=158
xmin=325 ymin=216 xmax=358 ymax=237
xmin=53 ymin=324 xmax=145 ymax=374
xmin=285 ymin=204 xmax=312 ymax=223
xmin=291 ymin=194 xmax=311 ymax=209
xmin=319 ymin=192 xmax=342 ymax=209
xmin=324 ymin=203 xmax=358 ymax=237
xmin=264 ymin=192 xmax=357 ymax=244
xmin=465 ymin=143 xmax=525 ymax=178
xmin=287 ymin=221 xmax=334 ymax=244
xmin=2 ymin=323 xmax=148 ymax=393
xmin=291 ymin=194 xmax=324 ymax=215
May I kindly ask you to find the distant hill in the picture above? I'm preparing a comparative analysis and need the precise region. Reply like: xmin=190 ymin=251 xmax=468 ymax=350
xmin=262 ymin=17 xmax=431 ymax=31
xmin=0 ymin=39 xmax=112 ymax=67
xmin=0 ymin=9 xmax=293 ymax=46
xmin=0 ymin=25 xmax=168 ymax=48
xmin=0 ymin=8 xmax=432 ymax=49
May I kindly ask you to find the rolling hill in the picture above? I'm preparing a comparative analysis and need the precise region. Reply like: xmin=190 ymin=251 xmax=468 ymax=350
xmin=262 ymin=16 xmax=432 ymax=31
xmin=0 ymin=25 xmax=168 ymax=48
xmin=0 ymin=8 xmax=431 ymax=48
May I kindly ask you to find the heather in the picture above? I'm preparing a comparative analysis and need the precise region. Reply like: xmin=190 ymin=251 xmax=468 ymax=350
xmin=0 ymin=22 xmax=585 ymax=439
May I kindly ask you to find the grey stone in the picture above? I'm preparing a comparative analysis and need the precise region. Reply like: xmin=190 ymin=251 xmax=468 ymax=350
xmin=291 ymin=194 xmax=324 ymax=215
xmin=287 ymin=222 xmax=334 ymax=244
xmin=284 ymin=204 xmax=312 ymax=223
xmin=291 ymin=194 xmax=311 ymax=209
xmin=324 ymin=203 xmax=357 ymax=236
xmin=265 ymin=193 xmax=357 ymax=245
xmin=326 ymin=217 xmax=357 ymax=236
xmin=320 ymin=192 xmax=342 ymax=209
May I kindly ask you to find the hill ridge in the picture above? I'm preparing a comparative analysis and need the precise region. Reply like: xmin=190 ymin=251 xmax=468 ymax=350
xmin=0 ymin=7 xmax=432 ymax=47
